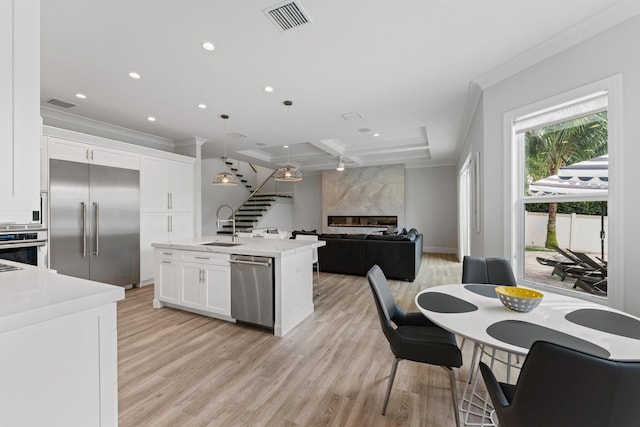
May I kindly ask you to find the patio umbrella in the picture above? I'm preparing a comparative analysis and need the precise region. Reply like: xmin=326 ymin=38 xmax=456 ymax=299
xmin=529 ymin=154 xmax=607 ymax=260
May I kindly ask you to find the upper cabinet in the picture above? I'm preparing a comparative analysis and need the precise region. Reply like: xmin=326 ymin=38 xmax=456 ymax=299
xmin=0 ymin=0 xmax=40 ymax=223
xmin=48 ymin=137 xmax=140 ymax=170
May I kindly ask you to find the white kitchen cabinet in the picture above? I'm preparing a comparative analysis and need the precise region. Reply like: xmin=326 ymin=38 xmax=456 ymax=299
xmin=0 ymin=263 xmax=123 ymax=427
xmin=153 ymin=249 xmax=231 ymax=320
xmin=140 ymin=156 xmax=194 ymax=213
xmin=156 ymin=254 xmax=180 ymax=304
xmin=48 ymin=136 xmax=140 ymax=170
xmin=203 ymin=263 xmax=231 ymax=316
xmin=140 ymin=156 xmax=195 ymax=284
xmin=0 ymin=0 xmax=40 ymax=223
xmin=168 ymin=160 xmax=194 ymax=213
xmin=140 ymin=212 xmax=194 ymax=283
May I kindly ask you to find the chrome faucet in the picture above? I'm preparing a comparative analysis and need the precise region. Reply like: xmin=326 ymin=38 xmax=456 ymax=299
xmin=216 ymin=204 xmax=236 ymax=242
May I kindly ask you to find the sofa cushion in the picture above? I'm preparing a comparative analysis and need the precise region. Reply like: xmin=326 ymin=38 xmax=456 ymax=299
xmin=367 ymin=234 xmax=410 ymax=241
xmin=345 ymin=233 xmax=369 ymax=240
xmin=291 ymin=230 xmax=319 ymax=238
xmin=319 ymin=233 xmax=344 ymax=239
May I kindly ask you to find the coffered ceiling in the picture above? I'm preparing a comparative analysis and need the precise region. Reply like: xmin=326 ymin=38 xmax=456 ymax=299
xmin=40 ymin=0 xmax=633 ymax=172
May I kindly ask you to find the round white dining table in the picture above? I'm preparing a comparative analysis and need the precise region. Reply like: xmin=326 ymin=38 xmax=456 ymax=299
xmin=415 ymin=283 xmax=640 ymax=359
xmin=415 ymin=284 xmax=640 ymax=426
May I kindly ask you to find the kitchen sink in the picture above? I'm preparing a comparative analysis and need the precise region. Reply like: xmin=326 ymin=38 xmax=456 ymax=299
xmin=201 ymin=242 xmax=242 ymax=247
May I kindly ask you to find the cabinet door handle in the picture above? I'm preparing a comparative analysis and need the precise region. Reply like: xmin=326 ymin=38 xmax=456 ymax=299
xmin=161 ymin=252 xmax=173 ymax=256
xmin=195 ymin=256 xmax=209 ymax=260
xmin=199 ymin=268 xmax=204 ymax=283
xmin=167 ymin=193 xmax=171 ymax=210
xmin=161 ymin=260 xmax=172 ymax=264
xmin=91 ymin=150 xmax=94 ymax=161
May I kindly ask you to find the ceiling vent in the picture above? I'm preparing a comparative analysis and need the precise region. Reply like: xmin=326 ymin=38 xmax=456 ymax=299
xmin=263 ymin=1 xmax=312 ymax=32
xmin=228 ymin=132 xmax=247 ymax=138
xmin=46 ymin=98 xmax=77 ymax=109
xmin=341 ymin=112 xmax=364 ymax=121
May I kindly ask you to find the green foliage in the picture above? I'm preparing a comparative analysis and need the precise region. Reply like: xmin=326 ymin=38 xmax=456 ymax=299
xmin=525 ymin=111 xmax=608 ymax=181
xmin=526 ymin=201 xmax=607 ymax=216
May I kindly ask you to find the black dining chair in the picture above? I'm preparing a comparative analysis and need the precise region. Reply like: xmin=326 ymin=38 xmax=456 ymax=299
xmin=461 ymin=256 xmax=517 ymax=286
xmin=479 ymin=340 xmax=640 ymax=427
xmin=460 ymin=256 xmax=518 ymax=352
xmin=367 ymin=265 xmax=463 ymax=426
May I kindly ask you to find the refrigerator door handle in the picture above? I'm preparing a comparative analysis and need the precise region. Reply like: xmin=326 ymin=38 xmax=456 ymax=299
xmin=93 ymin=202 xmax=100 ymax=256
xmin=81 ymin=202 xmax=87 ymax=257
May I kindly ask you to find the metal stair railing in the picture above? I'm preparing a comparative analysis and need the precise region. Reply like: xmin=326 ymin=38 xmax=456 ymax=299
xmin=232 ymin=171 xmax=276 ymax=218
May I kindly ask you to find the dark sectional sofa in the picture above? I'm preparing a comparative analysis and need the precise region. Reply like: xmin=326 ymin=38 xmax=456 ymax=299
xmin=293 ymin=229 xmax=423 ymax=281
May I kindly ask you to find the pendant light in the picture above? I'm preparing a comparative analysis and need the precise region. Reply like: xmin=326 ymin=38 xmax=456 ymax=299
xmin=212 ymin=114 xmax=238 ymax=186
xmin=336 ymin=157 xmax=345 ymax=171
xmin=273 ymin=100 xmax=303 ymax=182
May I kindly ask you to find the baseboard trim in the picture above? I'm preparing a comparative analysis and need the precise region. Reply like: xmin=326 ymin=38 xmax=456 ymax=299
xmin=423 ymin=246 xmax=457 ymax=254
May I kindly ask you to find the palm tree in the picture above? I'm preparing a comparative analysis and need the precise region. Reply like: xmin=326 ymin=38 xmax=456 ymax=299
xmin=525 ymin=111 xmax=607 ymax=248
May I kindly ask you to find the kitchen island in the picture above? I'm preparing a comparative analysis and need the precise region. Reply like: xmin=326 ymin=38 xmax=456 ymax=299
xmin=152 ymin=236 xmax=325 ymax=337
xmin=0 ymin=260 xmax=124 ymax=427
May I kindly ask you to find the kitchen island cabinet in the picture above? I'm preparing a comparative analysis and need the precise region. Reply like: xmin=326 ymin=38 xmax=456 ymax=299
xmin=152 ymin=236 xmax=325 ymax=337
xmin=0 ymin=261 xmax=124 ymax=427
xmin=156 ymin=250 xmax=231 ymax=318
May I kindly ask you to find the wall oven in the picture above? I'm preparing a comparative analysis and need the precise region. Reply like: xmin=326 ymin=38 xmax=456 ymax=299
xmin=0 ymin=225 xmax=47 ymax=267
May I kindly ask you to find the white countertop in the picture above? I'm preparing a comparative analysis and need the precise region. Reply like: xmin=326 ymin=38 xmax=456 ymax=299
xmin=0 ymin=260 xmax=125 ymax=334
xmin=152 ymin=235 xmax=325 ymax=258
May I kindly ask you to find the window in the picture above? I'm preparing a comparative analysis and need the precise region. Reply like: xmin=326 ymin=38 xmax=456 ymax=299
xmin=511 ymin=91 xmax=612 ymax=299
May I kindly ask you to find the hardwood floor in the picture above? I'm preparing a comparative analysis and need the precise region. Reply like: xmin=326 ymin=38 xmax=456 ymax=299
xmin=117 ymin=254 xmax=467 ymax=427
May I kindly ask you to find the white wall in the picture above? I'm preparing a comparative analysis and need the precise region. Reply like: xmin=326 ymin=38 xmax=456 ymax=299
xmin=285 ymin=166 xmax=457 ymax=254
xmin=292 ymin=173 xmax=322 ymax=232
xmin=406 ymin=166 xmax=457 ymax=253
xmin=458 ymin=95 xmax=485 ymax=257
xmin=201 ymin=158 xmax=251 ymax=236
xmin=467 ymin=15 xmax=640 ymax=314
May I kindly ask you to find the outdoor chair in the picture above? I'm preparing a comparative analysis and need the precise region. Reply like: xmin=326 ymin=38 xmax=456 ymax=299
xmin=479 ymin=340 xmax=640 ymax=427
xmin=367 ymin=265 xmax=463 ymax=426
xmin=568 ymin=249 xmax=607 ymax=277
xmin=549 ymin=246 xmax=596 ymax=280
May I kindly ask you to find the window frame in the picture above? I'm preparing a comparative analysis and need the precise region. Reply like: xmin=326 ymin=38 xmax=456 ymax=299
xmin=503 ymin=75 xmax=624 ymax=308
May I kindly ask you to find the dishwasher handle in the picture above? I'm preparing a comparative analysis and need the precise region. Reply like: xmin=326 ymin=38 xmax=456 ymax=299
xmin=229 ymin=259 xmax=272 ymax=268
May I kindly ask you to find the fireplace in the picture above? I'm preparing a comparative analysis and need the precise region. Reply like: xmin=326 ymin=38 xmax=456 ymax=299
xmin=328 ymin=215 xmax=397 ymax=228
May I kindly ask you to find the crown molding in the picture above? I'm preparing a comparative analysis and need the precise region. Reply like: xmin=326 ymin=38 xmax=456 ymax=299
xmin=41 ymin=106 xmax=175 ymax=150
xmin=473 ymin=0 xmax=640 ymax=90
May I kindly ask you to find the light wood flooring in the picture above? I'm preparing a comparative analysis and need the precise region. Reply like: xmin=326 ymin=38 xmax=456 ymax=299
xmin=117 ymin=254 xmax=469 ymax=427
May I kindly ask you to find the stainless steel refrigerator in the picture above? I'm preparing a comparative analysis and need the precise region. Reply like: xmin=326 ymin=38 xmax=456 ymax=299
xmin=49 ymin=159 xmax=140 ymax=287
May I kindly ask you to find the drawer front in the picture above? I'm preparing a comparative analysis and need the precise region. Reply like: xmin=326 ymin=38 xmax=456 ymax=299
xmin=181 ymin=252 xmax=230 ymax=266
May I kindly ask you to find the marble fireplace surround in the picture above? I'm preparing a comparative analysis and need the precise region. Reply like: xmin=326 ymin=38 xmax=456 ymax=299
xmin=322 ymin=164 xmax=405 ymax=234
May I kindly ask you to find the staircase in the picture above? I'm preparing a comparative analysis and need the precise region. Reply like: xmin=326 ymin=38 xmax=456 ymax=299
xmin=226 ymin=160 xmax=253 ymax=192
xmin=218 ymin=193 xmax=293 ymax=234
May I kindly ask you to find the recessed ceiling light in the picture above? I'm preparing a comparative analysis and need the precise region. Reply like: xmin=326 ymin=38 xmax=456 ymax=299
xmin=198 ymin=103 xmax=207 ymax=109
xmin=264 ymin=86 xmax=274 ymax=93
xmin=129 ymin=72 xmax=141 ymax=79
xmin=374 ymin=133 xmax=380 ymax=137
xmin=201 ymin=41 xmax=215 ymax=51
xmin=147 ymin=116 xmax=156 ymax=122
xmin=283 ymin=145 xmax=289 ymax=148
xmin=75 ymin=93 xmax=87 ymax=99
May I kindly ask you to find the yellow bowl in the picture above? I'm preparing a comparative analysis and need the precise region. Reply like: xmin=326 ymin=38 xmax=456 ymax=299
xmin=495 ymin=286 xmax=544 ymax=313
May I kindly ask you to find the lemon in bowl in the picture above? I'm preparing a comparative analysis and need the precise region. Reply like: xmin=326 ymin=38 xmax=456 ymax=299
xmin=495 ymin=286 xmax=544 ymax=313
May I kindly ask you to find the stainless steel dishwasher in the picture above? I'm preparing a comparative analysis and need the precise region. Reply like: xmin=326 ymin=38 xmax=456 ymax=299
xmin=229 ymin=255 xmax=274 ymax=329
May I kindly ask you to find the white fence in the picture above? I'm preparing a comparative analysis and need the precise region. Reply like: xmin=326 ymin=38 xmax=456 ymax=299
xmin=525 ymin=211 xmax=608 ymax=255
